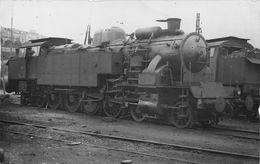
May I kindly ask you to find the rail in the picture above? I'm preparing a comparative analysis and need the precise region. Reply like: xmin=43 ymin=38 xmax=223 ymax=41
xmin=0 ymin=119 xmax=258 ymax=160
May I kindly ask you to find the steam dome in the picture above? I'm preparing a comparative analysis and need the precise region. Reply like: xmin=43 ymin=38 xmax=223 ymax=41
xmin=93 ymin=27 xmax=126 ymax=46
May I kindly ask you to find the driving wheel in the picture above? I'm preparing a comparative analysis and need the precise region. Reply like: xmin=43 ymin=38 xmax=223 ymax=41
xmin=82 ymin=100 xmax=101 ymax=115
xmin=103 ymin=95 xmax=122 ymax=118
xmin=64 ymin=93 xmax=81 ymax=112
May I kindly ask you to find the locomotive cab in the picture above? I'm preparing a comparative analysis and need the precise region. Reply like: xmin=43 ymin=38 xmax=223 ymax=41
xmin=6 ymin=37 xmax=72 ymax=105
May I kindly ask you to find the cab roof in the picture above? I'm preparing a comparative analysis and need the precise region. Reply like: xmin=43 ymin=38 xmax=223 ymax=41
xmin=19 ymin=37 xmax=72 ymax=48
xmin=30 ymin=37 xmax=72 ymax=44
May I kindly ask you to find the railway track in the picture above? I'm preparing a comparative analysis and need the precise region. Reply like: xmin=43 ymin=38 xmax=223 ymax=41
xmin=193 ymin=125 xmax=260 ymax=141
xmin=0 ymin=129 xmax=200 ymax=164
xmin=0 ymin=119 xmax=259 ymax=161
xmin=211 ymin=126 xmax=260 ymax=141
xmin=0 ymin=108 xmax=258 ymax=143
xmin=155 ymin=118 xmax=259 ymax=141
xmin=214 ymin=126 xmax=259 ymax=135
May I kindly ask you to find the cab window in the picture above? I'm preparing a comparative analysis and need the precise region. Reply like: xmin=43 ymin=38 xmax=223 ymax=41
xmin=40 ymin=47 xmax=48 ymax=56
xmin=222 ymin=46 xmax=242 ymax=55
xmin=18 ymin=48 xmax=26 ymax=57
xmin=31 ymin=46 xmax=40 ymax=56
xmin=210 ymin=47 xmax=215 ymax=57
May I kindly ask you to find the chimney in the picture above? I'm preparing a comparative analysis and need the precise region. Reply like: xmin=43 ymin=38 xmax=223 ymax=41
xmin=166 ymin=18 xmax=181 ymax=31
xmin=157 ymin=18 xmax=181 ymax=32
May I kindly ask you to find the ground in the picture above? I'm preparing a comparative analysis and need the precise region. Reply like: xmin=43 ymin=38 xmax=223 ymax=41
xmin=0 ymin=94 xmax=259 ymax=164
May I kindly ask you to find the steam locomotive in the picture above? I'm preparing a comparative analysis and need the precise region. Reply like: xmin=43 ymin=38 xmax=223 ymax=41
xmin=5 ymin=18 xmax=232 ymax=128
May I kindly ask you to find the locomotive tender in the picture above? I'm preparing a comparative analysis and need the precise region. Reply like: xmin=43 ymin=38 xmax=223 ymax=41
xmin=6 ymin=18 xmax=231 ymax=128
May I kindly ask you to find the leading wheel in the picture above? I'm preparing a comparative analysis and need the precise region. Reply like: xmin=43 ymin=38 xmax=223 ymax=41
xmin=103 ymin=96 xmax=122 ymax=118
xmin=130 ymin=106 xmax=145 ymax=122
xmin=48 ymin=92 xmax=61 ymax=109
xmin=64 ymin=93 xmax=81 ymax=113
xmin=169 ymin=101 xmax=193 ymax=128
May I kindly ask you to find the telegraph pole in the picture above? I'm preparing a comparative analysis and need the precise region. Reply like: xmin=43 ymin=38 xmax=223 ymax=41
xmin=0 ymin=26 xmax=2 ymax=94
xmin=0 ymin=26 xmax=2 ymax=67
xmin=0 ymin=26 xmax=5 ymax=95
xmin=11 ymin=16 xmax=13 ymax=56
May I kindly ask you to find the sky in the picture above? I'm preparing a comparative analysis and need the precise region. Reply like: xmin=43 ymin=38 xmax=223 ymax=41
xmin=0 ymin=0 xmax=259 ymax=47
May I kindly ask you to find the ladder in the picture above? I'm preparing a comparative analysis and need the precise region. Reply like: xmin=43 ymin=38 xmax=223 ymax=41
xmin=126 ymin=46 xmax=150 ymax=84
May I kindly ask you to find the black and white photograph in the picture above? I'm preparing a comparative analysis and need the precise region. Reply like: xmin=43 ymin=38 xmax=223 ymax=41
xmin=0 ymin=0 xmax=259 ymax=163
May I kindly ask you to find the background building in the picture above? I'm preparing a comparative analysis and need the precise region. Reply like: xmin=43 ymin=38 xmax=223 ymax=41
xmin=0 ymin=27 xmax=46 ymax=90
xmin=0 ymin=26 xmax=45 ymax=60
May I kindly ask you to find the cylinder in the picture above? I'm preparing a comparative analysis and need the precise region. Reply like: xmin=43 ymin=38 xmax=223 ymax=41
xmin=138 ymin=99 xmax=158 ymax=115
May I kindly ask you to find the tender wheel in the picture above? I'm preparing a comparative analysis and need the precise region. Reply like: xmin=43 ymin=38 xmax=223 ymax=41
xmin=64 ymin=93 xmax=81 ymax=113
xmin=169 ymin=101 xmax=193 ymax=128
xmin=20 ymin=92 xmax=29 ymax=105
xmin=225 ymin=100 xmax=236 ymax=118
xmin=82 ymin=100 xmax=101 ymax=115
xmin=36 ymin=92 xmax=47 ymax=108
xmin=130 ymin=106 xmax=145 ymax=122
xmin=245 ymin=94 xmax=258 ymax=119
xmin=245 ymin=94 xmax=254 ymax=112
xmin=103 ymin=96 xmax=122 ymax=118
xmin=48 ymin=92 xmax=61 ymax=110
